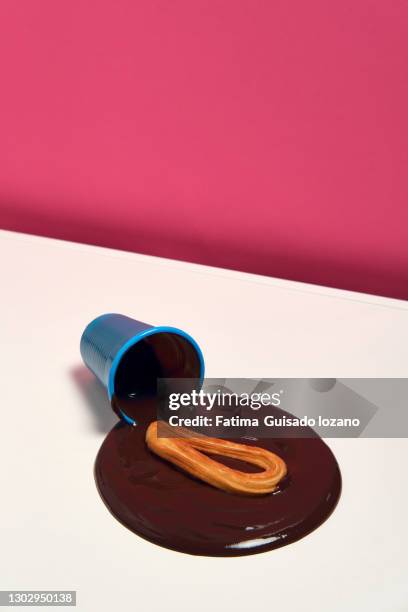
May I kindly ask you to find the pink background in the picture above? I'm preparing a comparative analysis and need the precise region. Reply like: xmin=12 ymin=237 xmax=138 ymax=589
xmin=0 ymin=1 xmax=407 ymax=300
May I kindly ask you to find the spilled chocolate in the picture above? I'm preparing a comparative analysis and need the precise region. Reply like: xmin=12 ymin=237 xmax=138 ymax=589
xmin=94 ymin=398 xmax=342 ymax=556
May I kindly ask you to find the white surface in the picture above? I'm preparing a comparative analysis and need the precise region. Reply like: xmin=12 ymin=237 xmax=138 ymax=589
xmin=1 ymin=230 xmax=408 ymax=612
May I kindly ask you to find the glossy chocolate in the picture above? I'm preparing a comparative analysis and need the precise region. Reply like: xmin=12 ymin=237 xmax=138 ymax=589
xmin=95 ymin=398 xmax=341 ymax=556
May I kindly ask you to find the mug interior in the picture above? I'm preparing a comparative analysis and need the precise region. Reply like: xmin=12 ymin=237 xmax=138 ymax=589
xmin=112 ymin=331 xmax=202 ymax=417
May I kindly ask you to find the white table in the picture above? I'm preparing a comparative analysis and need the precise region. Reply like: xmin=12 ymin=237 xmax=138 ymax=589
xmin=1 ymin=230 xmax=407 ymax=612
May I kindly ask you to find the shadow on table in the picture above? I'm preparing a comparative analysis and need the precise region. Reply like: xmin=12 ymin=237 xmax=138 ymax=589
xmin=70 ymin=365 xmax=118 ymax=433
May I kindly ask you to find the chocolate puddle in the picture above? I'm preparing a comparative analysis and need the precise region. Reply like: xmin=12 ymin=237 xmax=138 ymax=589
xmin=94 ymin=398 xmax=341 ymax=556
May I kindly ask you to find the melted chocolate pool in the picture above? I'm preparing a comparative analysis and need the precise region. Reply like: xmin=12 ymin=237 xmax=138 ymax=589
xmin=95 ymin=399 xmax=341 ymax=556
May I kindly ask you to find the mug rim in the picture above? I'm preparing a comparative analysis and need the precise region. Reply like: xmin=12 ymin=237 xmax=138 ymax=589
xmin=107 ymin=326 xmax=205 ymax=425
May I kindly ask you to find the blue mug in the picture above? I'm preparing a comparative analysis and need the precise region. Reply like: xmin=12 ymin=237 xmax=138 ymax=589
xmin=80 ymin=313 xmax=205 ymax=425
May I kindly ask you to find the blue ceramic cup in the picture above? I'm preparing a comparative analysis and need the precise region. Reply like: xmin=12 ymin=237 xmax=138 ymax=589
xmin=80 ymin=313 xmax=205 ymax=425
